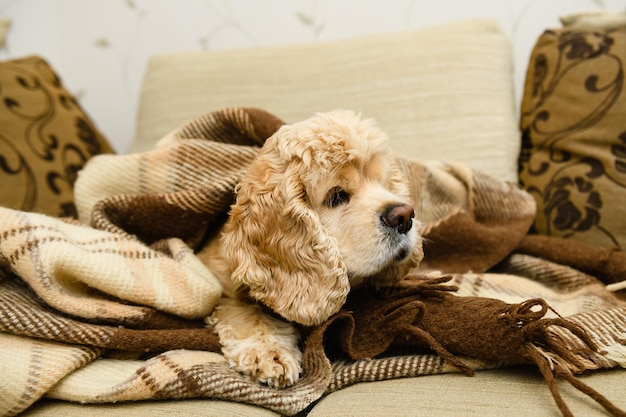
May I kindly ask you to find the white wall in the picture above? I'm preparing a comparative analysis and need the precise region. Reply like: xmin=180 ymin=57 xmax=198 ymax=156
xmin=1 ymin=0 xmax=624 ymax=152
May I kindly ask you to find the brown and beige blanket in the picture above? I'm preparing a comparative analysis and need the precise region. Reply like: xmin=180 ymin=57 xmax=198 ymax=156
xmin=1 ymin=107 xmax=625 ymax=417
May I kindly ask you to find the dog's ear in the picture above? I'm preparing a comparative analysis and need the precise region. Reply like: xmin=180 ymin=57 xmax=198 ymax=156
xmin=222 ymin=137 xmax=349 ymax=326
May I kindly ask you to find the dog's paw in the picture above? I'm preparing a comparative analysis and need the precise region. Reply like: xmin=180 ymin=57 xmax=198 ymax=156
xmin=209 ymin=299 xmax=302 ymax=388
xmin=224 ymin=342 xmax=302 ymax=388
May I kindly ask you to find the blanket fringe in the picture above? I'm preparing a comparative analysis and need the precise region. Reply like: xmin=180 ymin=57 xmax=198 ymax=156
xmin=527 ymin=346 xmax=626 ymax=417
xmin=514 ymin=299 xmax=626 ymax=417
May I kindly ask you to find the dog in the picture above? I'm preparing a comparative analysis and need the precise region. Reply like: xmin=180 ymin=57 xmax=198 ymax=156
xmin=201 ymin=110 xmax=423 ymax=388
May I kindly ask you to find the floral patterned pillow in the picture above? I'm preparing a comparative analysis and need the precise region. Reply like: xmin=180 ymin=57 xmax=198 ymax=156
xmin=519 ymin=27 xmax=626 ymax=249
xmin=0 ymin=55 xmax=114 ymax=217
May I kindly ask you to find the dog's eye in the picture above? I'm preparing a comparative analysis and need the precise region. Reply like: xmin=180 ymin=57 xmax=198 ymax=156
xmin=326 ymin=187 xmax=350 ymax=208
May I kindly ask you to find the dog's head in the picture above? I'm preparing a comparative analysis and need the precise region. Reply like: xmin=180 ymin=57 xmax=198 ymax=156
xmin=223 ymin=110 xmax=423 ymax=326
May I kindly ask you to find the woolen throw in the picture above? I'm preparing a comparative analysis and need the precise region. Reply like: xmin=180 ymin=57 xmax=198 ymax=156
xmin=0 ymin=107 xmax=624 ymax=417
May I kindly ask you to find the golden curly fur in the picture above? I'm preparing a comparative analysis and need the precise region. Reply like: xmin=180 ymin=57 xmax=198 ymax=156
xmin=202 ymin=110 xmax=423 ymax=388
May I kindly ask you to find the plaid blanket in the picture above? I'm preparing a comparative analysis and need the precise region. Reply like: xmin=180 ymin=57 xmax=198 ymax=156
xmin=1 ymin=108 xmax=625 ymax=417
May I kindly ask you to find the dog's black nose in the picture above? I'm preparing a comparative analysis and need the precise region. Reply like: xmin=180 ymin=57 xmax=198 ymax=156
xmin=381 ymin=204 xmax=415 ymax=234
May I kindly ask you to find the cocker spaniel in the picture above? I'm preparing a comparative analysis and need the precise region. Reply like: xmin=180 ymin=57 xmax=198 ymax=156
xmin=202 ymin=110 xmax=423 ymax=388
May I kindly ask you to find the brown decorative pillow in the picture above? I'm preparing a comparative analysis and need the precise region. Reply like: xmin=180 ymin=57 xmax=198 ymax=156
xmin=0 ymin=55 xmax=113 ymax=218
xmin=519 ymin=27 xmax=626 ymax=249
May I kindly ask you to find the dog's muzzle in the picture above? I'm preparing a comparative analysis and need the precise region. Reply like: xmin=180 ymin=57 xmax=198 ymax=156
xmin=380 ymin=203 xmax=414 ymax=234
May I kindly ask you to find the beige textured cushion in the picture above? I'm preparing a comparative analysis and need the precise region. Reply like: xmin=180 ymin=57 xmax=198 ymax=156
xmin=560 ymin=10 xmax=626 ymax=30
xmin=23 ymin=367 xmax=626 ymax=417
xmin=308 ymin=367 xmax=626 ymax=417
xmin=132 ymin=19 xmax=519 ymax=182
xmin=21 ymin=399 xmax=281 ymax=417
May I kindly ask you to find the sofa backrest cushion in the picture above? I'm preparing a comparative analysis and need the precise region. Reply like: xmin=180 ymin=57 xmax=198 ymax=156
xmin=131 ymin=19 xmax=519 ymax=182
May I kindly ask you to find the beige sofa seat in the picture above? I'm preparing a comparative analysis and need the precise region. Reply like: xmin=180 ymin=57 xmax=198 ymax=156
xmin=309 ymin=368 xmax=626 ymax=417
xmin=22 ymin=368 xmax=626 ymax=416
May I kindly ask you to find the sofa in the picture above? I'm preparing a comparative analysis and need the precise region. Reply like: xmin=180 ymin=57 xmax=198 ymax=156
xmin=1 ymin=13 xmax=626 ymax=417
